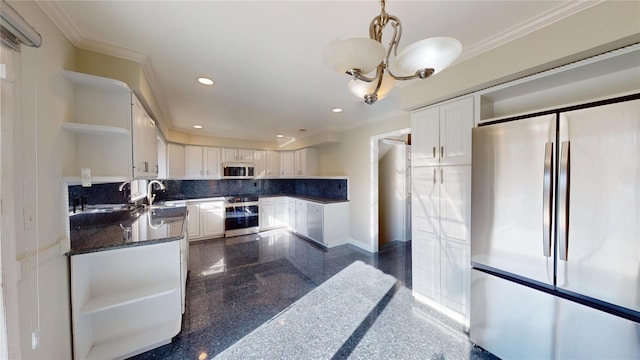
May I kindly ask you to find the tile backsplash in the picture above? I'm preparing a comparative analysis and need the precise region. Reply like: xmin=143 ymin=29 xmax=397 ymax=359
xmin=68 ymin=178 xmax=348 ymax=206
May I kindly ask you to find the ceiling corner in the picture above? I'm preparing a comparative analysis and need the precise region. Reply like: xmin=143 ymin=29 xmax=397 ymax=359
xmin=36 ymin=0 xmax=83 ymax=46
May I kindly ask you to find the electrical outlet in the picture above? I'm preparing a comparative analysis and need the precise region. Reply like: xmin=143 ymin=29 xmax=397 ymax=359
xmin=31 ymin=329 xmax=39 ymax=349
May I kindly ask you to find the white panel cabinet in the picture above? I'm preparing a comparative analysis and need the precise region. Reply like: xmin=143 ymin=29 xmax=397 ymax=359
xmin=131 ymin=95 xmax=158 ymax=178
xmin=294 ymin=148 xmax=318 ymax=176
xmin=187 ymin=199 xmax=225 ymax=241
xmin=222 ymin=148 xmax=254 ymax=162
xmin=166 ymin=143 xmax=185 ymax=179
xmin=412 ymin=165 xmax=471 ymax=322
xmin=185 ymin=146 xmax=221 ymax=179
xmin=266 ymin=150 xmax=280 ymax=177
xmin=253 ymin=150 xmax=267 ymax=177
xmin=260 ymin=197 xmax=288 ymax=231
xmin=295 ymin=199 xmax=308 ymax=237
xmin=280 ymin=151 xmax=295 ymax=177
xmin=412 ymin=96 xmax=473 ymax=166
xmin=289 ymin=198 xmax=349 ymax=247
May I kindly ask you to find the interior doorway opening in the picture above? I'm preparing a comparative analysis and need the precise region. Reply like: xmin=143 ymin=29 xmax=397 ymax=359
xmin=370 ymin=128 xmax=411 ymax=253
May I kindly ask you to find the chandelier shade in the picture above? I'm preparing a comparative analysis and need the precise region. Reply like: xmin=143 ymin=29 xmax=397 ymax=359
xmin=323 ymin=38 xmax=386 ymax=75
xmin=348 ymin=73 xmax=396 ymax=102
xmin=323 ymin=0 xmax=462 ymax=104
xmin=394 ymin=37 xmax=463 ymax=77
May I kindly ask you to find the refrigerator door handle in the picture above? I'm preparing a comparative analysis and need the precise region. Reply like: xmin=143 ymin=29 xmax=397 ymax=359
xmin=558 ymin=141 xmax=570 ymax=261
xmin=543 ymin=142 xmax=553 ymax=257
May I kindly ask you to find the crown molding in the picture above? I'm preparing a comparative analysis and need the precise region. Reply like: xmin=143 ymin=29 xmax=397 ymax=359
xmin=457 ymin=0 xmax=603 ymax=63
xmin=36 ymin=0 xmax=83 ymax=46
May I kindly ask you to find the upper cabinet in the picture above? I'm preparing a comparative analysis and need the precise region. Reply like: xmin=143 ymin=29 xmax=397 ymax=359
xmin=412 ymin=97 xmax=473 ymax=166
xmin=166 ymin=143 xmax=185 ymax=179
xmin=265 ymin=150 xmax=280 ymax=177
xmin=222 ymin=148 xmax=253 ymax=162
xmin=294 ymin=148 xmax=318 ymax=176
xmin=185 ymin=146 xmax=221 ymax=179
xmin=280 ymin=151 xmax=295 ymax=177
xmin=62 ymin=70 xmax=158 ymax=182
xmin=132 ymin=95 xmax=158 ymax=178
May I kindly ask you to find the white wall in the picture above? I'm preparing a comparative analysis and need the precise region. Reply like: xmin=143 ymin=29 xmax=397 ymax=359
xmin=3 ymin=1 xmax=75 ymax=358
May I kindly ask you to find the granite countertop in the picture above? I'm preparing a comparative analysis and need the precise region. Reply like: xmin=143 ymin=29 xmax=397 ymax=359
xmin=255 ymin=194 xmax=349 ymax=204
xmin=67 ymin=206 xmax=187 ymax=255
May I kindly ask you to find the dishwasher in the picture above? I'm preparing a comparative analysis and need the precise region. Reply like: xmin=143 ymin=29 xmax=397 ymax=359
xmin=306 ymin=202 xmax=323 ymax=244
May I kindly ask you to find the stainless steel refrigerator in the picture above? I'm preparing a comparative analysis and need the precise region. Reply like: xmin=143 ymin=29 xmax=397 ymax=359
xmin=470 ymin=94 xmax=640 ymax=359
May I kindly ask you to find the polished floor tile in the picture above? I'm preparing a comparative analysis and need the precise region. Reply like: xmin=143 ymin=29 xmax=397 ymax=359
xmin=129 ymin=230 xmax=492 ymax=360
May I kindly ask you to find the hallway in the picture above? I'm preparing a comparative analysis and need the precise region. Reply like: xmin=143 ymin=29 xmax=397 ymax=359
xmin=130 ymin=231 xmax=494 ymax=359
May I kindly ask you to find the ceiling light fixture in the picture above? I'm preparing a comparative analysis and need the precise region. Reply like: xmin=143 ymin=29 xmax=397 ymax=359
xmin=193 ymin=125 xmax=203 ymax=129
xmin=276 ymin=134 xmax=284 ymax=138
xmin=332 ymin=108 xmax=343 ymax=113
xmin=197 ymin=77 xmax=214 ymax=86
xmin=323 ymin=0 xmax=462 ymax=104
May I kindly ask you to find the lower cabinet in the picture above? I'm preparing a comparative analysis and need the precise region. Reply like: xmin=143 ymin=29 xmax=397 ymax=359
xmin=259 ymin=197 xmax=288 ymax=231
xmin=70 ymin=241 xmax=182 ymax=360
xmin=187 ymin=199 xmax=225 ymax=241
xmin=290 ymin=198 xmax=349 ymax=247
xmin=412 ymin=165 xmax=471 ymax=324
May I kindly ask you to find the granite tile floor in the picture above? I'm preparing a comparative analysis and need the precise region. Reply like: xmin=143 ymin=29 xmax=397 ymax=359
xmin=129 ymin=230 xmax=497 ymax=360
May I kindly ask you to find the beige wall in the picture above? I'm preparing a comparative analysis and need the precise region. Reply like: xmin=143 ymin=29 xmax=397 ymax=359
xmin=5 ymin=1 xmax=75 ymax=358
xmin=317 ymin=114 xmax=410 ymax=249
xmin=401 ymin=0 xmax=640 ymax=110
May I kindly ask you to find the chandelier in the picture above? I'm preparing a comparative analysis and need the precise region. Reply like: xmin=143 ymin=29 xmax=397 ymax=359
xmin=323 ymin=0 xmax=462 ymax=104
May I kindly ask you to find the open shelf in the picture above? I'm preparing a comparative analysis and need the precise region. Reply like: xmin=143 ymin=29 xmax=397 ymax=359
xmin=62 ymin=122 xmax=131 ymax=137
xmin=81 ymin=281 xmax=178 ymax=315
xmin=85 ymin=319 xmax=181 ymax=360
xmin=63 ymin=70 xmax=131 ymax=93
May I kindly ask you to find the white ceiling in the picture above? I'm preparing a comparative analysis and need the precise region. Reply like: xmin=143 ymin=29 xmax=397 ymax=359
xmin=38 ymin=0 xmax=596 ymax=143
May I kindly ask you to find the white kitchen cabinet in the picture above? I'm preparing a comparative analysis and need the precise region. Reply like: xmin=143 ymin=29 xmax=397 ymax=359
xmin=157 ymin=137 xmax=167 ymax=179
xmin=253 ymin=150 xmax=267 ymax=177
xmin=412 ymin=165 xmax=471 ymax=323
xmin=280 ymin=151 xmax=295 ymax=177
xmin=132 ymin=95 xmax=158 ymax=178
xmin=287 ymin=197 xmax=296 ymax=231
xmin=294 ymin=148 xmax=318 ymax=176
xmin=289 ymin=198 xmax=349 ymax=247
xmin=199 ymin=201 xmax=225 ymax=238
xmin=70 ymin=241 xmax=182 ymax=360
xmin=260 ymin=197 xmax=288 ymax=231
xmin=185 ymin=146 xmax=221 ymax=179
xmin=222 ymin=148 xmax=254 ymax=162
xmin=295 ymin=199 xmax=308 ymax=237
xmin=166 ymin=143 xmax=185 ymax=179
xmin=186 ymin=203 xmax=201 ymax=239
xmin=187 ymin=199 xmax=225 ymax=241
xmin=412 ymin=96 xmax=473 ymax=166
xmin=266 ymin=150 xmax=280 ymax=177
xmin=259 ymin=198 xmax=276 ymax=231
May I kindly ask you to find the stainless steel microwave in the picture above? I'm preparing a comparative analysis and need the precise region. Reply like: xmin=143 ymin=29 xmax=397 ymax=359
xmin=222 ymin=163 xmax=255 ymax=179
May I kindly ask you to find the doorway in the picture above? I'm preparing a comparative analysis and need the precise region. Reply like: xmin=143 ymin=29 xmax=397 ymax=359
xmin=370 ymin=128 xmax=411 ymax=253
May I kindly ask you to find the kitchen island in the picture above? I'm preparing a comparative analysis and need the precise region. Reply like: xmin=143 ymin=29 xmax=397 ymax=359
xmin=67 ymin=205 xmax=188 ymax=360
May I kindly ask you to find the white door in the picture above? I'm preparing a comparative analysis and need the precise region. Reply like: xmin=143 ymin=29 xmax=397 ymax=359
xmin=411 ymin=106 xmax=440 ymax=167
xmin=439 ymin=97 xmax=473 ymax=165
xmin=186 ymin=203 xmax=201 ymax=239
xmin=222 ymin=148 xmax=238 ymax=162
xmin=295 ymin=200 xmax=307 ymax=236
xmin=440 ymin=239 xmax=470 ymax=316
xmin=200 ymin=202 xmax=224 ymax=237
xmin=203 ymin=147 xmax=220 ymax=179
xmin=238 ymin=149 xmax=253 ymax=161
xmin=253 ymin=150 xmax=266 ymax=177
xmin=280 ymin=151 xmax=295 ymax=177
xmin=266 ymin=151 xmax=280 ymax=177
xmin=185 ymin=146 xmax=203 ymax=179
xmin=439 ymin=166 xmax=471 ymax=245
xmin=167 ymin=143 xmax=185 ymax=178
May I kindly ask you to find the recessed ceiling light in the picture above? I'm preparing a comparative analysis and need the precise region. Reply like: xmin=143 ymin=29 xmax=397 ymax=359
xmin=332 ymin=108 xmax=343 ymax=113
xmin=197 ymin=77 xmax=214 ymax=86
xmin=276 ymin=134 xmax=284 ymax=138
xmin=193 ymin=125 xmax=203 ymax=129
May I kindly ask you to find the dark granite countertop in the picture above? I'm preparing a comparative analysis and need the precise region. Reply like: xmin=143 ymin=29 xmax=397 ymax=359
xmin=67 ymin=206 xmax=187 ymax=256
xmin=259 ymin=194 xmax=349 ymax=204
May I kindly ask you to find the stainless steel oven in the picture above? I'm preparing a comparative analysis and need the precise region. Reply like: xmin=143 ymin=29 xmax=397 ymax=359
xmin=224 ymin=195 xmax=259 ymax=237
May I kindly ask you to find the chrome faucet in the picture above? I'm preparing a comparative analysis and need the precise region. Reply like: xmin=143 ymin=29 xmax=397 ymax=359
xmin=147 ymin=180 xmax=166 ymax=206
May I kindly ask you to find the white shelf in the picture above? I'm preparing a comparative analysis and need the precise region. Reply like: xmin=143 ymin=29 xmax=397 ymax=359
xmin=81 ymin=281 xmax=179 ymax=315
xmin=62 ymin=122 xmax=131 ymax=137
xmin=86 ymin=319 xmax=181 ymax=360
xmin=63 ymin=70 xmax=131 ymax=93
